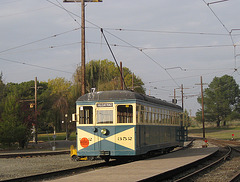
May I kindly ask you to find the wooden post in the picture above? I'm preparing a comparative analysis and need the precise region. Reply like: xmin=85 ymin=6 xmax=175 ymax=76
xmin=35 ymin=77 xmax=38 ymax=144
xmin=81 ymin=0 xmax=86 ymax=95
xmin=201 ymin=76 xmax=206 ymax=139
xmin=120 ymin=62 xmax=123 ymax=90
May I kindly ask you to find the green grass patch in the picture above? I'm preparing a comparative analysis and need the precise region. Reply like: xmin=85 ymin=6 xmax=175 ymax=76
xmin=189 ymin=126 xmax=240 ymax=140
xmin=38 ymin=132 xmax=76 ymax=142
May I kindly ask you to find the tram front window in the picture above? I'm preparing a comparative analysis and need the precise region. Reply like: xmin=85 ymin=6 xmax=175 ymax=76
xmin=97 ymin=110 xmax=113 ymax=124
xmin=79 ymin=106 xmax=93 ymax=124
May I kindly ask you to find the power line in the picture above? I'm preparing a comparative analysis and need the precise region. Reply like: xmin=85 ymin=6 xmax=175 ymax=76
xmin=147 ymin=68 xmax=233 ymax=84
xmin=202 ymin=0 xmax=239 ymax=71
xmin=0 ymin=28 xmax=80 ymax=54
xmin=0 ymin=6 xmax=54 ymax=18
xmin=46 ymin=0 xmax=180 ymax=87
xmin=98 ymin=27 xmax=230 ymax=36
xmin=0 ymin=57 xmax=73 ymax=74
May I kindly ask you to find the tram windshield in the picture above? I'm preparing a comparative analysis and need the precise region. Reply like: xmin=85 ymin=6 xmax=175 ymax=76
xmin=97 ymin=110 xmax=113 ymax=124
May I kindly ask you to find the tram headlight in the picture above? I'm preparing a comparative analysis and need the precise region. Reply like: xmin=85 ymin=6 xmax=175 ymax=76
xmin=101 ymin=128 xmax=108 ymax=135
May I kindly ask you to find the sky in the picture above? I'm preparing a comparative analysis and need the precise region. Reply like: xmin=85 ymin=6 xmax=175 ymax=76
xmin=1 ymin=0 xmax=240 ymax=116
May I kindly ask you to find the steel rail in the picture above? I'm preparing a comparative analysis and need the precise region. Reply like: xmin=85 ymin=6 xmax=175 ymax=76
xmin=174 ymin=146 xmax=231 ymax=182
xmin=3 ymin=141 xmax=194 ymax=182
xmin=2 ymin=161 xmax=107 ymax=182
xmin=0 ymin=150 xmax=69 ymax=158
xmin=228 ymin=147 xmax=240 ymax=182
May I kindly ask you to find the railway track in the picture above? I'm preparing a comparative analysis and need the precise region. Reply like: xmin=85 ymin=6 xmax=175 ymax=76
xmin=2 ymin=160 xmax=119 ymax=182
xmin=166 ymin=139 xmax=240 ymax=182
xmin=1 ymin=141 xmax=194 ymax=182
xmin=0 ymin=150 xmax=69 ymax=159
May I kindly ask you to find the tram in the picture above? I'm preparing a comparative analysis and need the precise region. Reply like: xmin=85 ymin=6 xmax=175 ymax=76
xmin=73 ymin=90 xmax=186 ymax=161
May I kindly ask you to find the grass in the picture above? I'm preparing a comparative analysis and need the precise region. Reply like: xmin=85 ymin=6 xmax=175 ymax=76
xmin=38 ymin=132 xmax=76 ymax=142
xmin=188 ymin=126 xmax=240 ymax=140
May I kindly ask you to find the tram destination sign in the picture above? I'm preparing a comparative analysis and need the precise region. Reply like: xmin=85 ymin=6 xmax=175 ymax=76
xmin=97 ymin=103 xmax=113 ymax=107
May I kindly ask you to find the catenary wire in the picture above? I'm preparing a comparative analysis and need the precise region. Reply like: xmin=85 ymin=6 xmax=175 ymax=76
xmin=0 ymin=28 xmax=80 ymax=54
xmin=0 ymin=57 xmax=73 ymax=74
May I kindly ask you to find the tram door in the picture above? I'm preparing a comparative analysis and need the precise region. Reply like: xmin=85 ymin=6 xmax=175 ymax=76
xmin=96 ymin=107 xmax=115 ymax=155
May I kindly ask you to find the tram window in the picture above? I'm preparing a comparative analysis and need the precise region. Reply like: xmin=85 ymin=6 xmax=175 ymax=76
xmin=79 ymin=106 xmax=93 ymax=124
xmin=97 ymin=110 xmax=113 ymax=124
xmin=140 ymin=106 xmax=144 ymax=123
xmin=136 ymin=105 xmax=140 ymax=123
xmin=117 ymin=105 xmax=133 ymax=123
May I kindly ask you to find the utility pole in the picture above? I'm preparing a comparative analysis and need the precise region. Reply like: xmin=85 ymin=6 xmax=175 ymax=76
xmin=173 ymin=88 xmax=177 ymax=104
xmin=81 ymin=0 xmax=86 ymax=95
xmin=132 ymin=72 xmax=134 ymax=91
xmin=196 ymin=76 xmax=207 ymax=139
xmin=181 ymin=84 xmax=184 ymax=110
xmin=120 ymin=61 xmax=123 ymax=90
xmin=35 ymin=77 xmax=38 ymax=144
xmin=200 ymin=76 xmax=205 ymax=139
xmin=63 ymin=0 xmax=102 ymax=95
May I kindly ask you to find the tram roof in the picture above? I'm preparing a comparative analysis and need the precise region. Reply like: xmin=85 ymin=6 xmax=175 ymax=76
xmin=77 ymin=90 xmax=182 ymax=110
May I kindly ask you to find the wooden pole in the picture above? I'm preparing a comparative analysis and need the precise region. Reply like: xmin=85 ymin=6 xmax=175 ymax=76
xmin=81 ymin=0 xmax=86 ymax=95
xmin=120 ymin=62 xmax=123 ymax=90
xmin=201 ymin=76 xmax=206 ymax=139
xmin=132 ymin=72 xmax=134 ymax=91
xmin=35 ymin=77 xmax=38 ymax=144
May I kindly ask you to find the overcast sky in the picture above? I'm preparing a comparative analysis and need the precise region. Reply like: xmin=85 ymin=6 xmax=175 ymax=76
xmin=1 ymin=0 xmax=240 ymax=115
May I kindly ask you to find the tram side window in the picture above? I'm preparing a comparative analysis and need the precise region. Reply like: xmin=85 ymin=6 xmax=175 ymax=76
xmin=117 ymin=105 xmax=133 ymax=123
xmin=136 ymin=105 xmax=140 ymax=123
xmin=79 ymin=106 xmax=93 ymax=124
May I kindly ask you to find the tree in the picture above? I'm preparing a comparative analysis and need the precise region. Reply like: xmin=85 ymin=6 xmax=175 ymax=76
xmin=0 ymin=93 xmax=29 ymax=148
xmin=0 ymin=72 xmax=5 ymax=121
xmin=196 ymin=75 xmax=240 ymax=127
xmin=47 ymin=77 xmax=72 ymax=132
xmin=73 ymin=59 xmax=145 ymax=94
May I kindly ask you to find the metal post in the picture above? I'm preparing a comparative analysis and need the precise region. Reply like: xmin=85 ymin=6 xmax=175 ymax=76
xmin=65 ymin=114 xmax=68 ymax=140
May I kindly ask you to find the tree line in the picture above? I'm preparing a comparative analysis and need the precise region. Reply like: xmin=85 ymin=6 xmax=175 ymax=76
xmin=0 ymin=59 xmax=145 ymax=148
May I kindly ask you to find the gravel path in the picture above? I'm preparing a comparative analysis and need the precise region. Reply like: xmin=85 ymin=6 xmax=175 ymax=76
xmin=0 ymin=154 xmax=103 ymax=181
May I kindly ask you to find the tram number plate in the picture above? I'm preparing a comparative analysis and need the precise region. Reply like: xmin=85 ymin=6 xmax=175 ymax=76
xmin=117 ymin=137 xmax=132 ymax=141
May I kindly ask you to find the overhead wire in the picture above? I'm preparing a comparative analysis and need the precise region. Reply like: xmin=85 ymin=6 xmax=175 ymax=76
xmin=2 ymin=0 xmax=238 ymax=89
xmin=202 ymin=0 xmax=239 ymax=71
xmin=0 ymin=28 xmax=80 ymax=54
xmin=98 ymin=27 xmax=230 ymax=36
xmin=0 ymin=57 xmax=73 ymax=74
xmin=45 ymin=0 xmax=181 ymax=87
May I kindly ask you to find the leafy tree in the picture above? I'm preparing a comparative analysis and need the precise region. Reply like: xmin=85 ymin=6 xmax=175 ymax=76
xmin=0 ymin=94 xmax=29 ymax=148
xmin=196 ymin=75 xmax=240 ymax=127
xmin=0 ymin=72 xmax=5 ymax=121
xmin=47 ymin=77 xmax=72 ymax=132
xmin=73 ymin=59 xmax=145 ymax=94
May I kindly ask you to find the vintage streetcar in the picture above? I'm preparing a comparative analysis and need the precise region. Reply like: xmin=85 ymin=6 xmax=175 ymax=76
xmin=72 ymin=90 xmax=187 ymax=162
